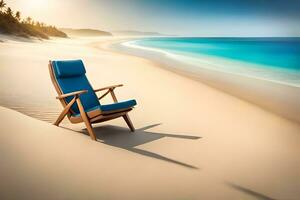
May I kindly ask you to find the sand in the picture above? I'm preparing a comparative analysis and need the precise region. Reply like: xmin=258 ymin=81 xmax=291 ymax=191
xmin=0 ymin=35 xmax=300 ymax=200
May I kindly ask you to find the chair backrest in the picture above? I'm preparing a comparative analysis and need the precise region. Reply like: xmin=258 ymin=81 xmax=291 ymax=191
xmin=49 ymin=59 xmax=100 ymax=115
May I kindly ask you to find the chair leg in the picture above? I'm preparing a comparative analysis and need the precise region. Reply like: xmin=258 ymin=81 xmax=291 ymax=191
xmin=83 ymin=118 xmax=97 ymax=141
xmin=76 ymin=98 xmax=97 ymax=141
xmin=123 ymin=114 xmax=135 ymax=132
xmin=53 ymin=97 xmax=76 ymax=126
xmin=54 ymin=110 xmax=68 ymax=126
xmin=109 ymin=90 xmax=135 ymax=132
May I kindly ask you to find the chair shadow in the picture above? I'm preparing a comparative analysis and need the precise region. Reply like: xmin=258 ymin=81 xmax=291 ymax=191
xmin=81 ymin=123 xmax=201 ymax=170
xmin=226 ymin=182 xmax=277 ymax=200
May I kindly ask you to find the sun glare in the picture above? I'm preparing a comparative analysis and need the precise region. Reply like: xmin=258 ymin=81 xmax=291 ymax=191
xmin=21 ymin=0 xmax=49 ymax=12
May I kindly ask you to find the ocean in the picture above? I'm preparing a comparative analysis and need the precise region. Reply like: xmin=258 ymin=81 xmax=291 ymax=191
xmin=124 ymin=37 xmax=300 ymax=87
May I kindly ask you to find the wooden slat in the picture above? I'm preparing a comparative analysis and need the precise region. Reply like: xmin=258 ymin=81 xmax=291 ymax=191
xmin=76 ymin=98 xmax=97 ymax=141
xmin=98 ymin=90 xmax=110 ymax=100
xmin=109 ymin=89 xmax=118 ymax=102
xmin=94 ymin=84 xmax=123 ymax=92
xmin=90 ymin=111 xmax=129 ymax=123
xmin=56 ymin=90 xmax=87 ymax=99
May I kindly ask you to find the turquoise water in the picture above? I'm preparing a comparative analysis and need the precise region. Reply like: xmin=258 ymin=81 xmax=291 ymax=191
xmin=126 ymin=37 xmax=300 ymax=86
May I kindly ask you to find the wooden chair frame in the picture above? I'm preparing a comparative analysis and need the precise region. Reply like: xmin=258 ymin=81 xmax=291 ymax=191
xmin=48 ymin=61 xmax=135 ymax=141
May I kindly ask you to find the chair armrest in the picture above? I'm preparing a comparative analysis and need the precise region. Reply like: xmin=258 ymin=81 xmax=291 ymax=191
xmin=56 ymin=90 xmax=88 ymax=99
xmin=94 ymin=84 xmax=123 ymax=92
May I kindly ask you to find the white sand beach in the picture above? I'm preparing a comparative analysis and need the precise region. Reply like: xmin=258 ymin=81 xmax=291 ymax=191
xmin=1 ymin=36 xmax=300 ymax=200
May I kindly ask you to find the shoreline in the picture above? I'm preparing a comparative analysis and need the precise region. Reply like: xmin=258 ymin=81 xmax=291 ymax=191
xmin=100 ymin=37 xmax=300 ymax=123
xmin=122 ymin=39 xmax=300 ymax=88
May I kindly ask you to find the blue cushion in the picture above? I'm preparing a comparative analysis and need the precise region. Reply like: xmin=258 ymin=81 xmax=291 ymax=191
xmin=71 ymin=100 xmax=137 ymax=117
xmin=52 ymin=60 xmax=100 ymax=114
xmin=53 ymin=60 xmax=86 ymax=78
xmin=101 ymin=99 xmax=137 ymax=112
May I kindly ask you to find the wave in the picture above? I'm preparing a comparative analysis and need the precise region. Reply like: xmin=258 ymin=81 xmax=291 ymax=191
xmin=122 ymin=39 xmax=300 ymax=87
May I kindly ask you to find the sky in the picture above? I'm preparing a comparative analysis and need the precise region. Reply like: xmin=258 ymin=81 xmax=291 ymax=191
xmin=5 ymin=0 xmax=300 ymax=36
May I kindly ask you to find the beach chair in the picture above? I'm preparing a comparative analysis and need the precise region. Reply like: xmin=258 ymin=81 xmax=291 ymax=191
xmin=48 ymin=59 xmax=137 ymax=140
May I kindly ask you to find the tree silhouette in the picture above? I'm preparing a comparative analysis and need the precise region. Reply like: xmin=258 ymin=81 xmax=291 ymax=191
xmin=0 ymin=0 xmax=6 ymax=13
xmin=26 ymin=16 xmax=32 ymax=24
xmin=0 ymin=0 xmax=67 ymax=38
xmin=6 ymin=6 xmax=12 ymax=16
xmin=15 ymin=11 xmax=21 ymax=21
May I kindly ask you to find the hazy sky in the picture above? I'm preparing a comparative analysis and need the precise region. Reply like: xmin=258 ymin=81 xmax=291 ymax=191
xmin=5 ymin=0 xmax=300 ymax=36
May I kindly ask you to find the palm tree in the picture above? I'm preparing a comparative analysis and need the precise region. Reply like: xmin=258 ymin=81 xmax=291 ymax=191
xmin=15 ymin=11 xmax=21 ymax=21
xmin=26 ymin=16 xmax=32 ymax=24
xmin=6 ymin=6 xmax=12 ymax=16
xmin=0 ymin=0 xmax=6 ymax=13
